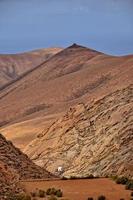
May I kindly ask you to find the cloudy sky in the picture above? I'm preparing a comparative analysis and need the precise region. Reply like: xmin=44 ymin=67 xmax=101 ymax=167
xmin=0 ymin=0 xmax=133 ymax=55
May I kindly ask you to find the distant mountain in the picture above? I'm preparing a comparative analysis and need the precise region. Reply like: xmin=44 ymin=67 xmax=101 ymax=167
xmin=0 ymin=44 xmax=132 ymax=150
xmin=0 ymin=47 xmax=62 ymax=90
xmin=25 ymin=85 xmax=133 ymax=178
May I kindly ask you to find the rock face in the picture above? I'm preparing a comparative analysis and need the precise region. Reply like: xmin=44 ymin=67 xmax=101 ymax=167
xmin=25 ymin=85 xmax=133 ymax=178
xmin=0 ymin=133 xmax=54 ymax=180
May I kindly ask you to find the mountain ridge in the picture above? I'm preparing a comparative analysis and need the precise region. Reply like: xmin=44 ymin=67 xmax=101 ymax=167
xmin=0 ymin=44 xmax=133 ymax=151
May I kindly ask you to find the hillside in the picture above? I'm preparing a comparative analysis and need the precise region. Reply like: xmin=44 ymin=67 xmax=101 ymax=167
xmin=25 ymin=85 xmax=133 ymax=178
xmin=0 ymin=161 xmax=22 ymax=199
xmin=0 ymin=133 xmax=56 ymax=199
xmin=0 ymin=44 xmax=133 ymax=150
xmin=0 ymin=133 xmax=54 ymax=179
xmin=0 ymin=47 xmax=62 ymax=90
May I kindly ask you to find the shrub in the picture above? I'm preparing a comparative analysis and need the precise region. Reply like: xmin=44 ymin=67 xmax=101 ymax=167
xmin=116 ymin=177 xmax=128 ymax=185
xmin=8 ymin=194 xmax=31 ymax=200
xmin=48 ymin=196 xmax=58 ymax=200
xmin=125 ymin=180 xmax=133 ymax=190
xmin=111 ymin=175 xmax=118 ymax=181
xmin=30 ymin=191 xmax=36 ymax=197
xmin=51 ymin=188 xmax=57 ymax=195
xmin=88 ymin=197 xmax=94 ymax=200
xmin=38 ymin=190 xmax=45 ymax=198
xmin=46 ymin=188 xmax=58 ymax=195
xmin=61 ymin=176 xmax=68 ymax=180
xmin=87 ymin=174 xmax=94 ymax=179
xmin=56 ymin=189 xmax=63 ymax=197
xmin=46 ymin=188 xmax=52 ymax=195
xmin=97 ymin=195 xmax=106 ymax=200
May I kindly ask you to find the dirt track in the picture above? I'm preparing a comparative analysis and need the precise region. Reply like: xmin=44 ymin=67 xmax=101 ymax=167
xmin=21 ymin=178 xmax=131 ymax=200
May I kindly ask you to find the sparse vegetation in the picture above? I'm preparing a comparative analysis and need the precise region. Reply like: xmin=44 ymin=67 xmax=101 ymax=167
xmin=48 ymin=196 xmax=58 ymax=200
xmin=116 ymin=177 xmax=128 ymax=185
xmin=125 ymin=180 xmax=133 ymax=190
xmin=30 ymin=191 xmax=36 ymax=197
xmin=97 ymin=195 xmax=106 ymax=200
xmin=56 ymin=189 xmax=63 ymax=197
xmin=38 ymin=189 xmax=45 ymax=197
xmin=8 ymin=193 xmax=31 ymax=200
xmin=112 ymin=176 xmax=133 ymax=191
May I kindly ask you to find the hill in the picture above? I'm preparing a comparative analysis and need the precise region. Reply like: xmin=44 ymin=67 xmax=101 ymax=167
xmin=0 ymin=47 xmax=62 ymax=90
xmin=0 ymin=133 xmax=54 ymax=179
xmin=0 ymin=133 xmax=55 ymax=199
xmin=25 ymin=85 xmax=133 ymax=178
xmin=0 ymin=44 xmax=133 ymax=150
xmin=0 ymin=161 xmax=22 ymax=199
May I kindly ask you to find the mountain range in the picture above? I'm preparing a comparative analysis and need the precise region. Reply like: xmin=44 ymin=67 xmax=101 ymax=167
xmin=0 ymin=44 xmax=133 ymax=179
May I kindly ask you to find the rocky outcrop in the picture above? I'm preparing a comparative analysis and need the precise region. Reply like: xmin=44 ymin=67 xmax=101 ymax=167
xmin=25 ymin=85 xmax=133 ymax=178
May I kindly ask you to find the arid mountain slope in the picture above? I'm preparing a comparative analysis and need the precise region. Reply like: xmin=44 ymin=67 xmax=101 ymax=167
xmin=25 ymin=85 xmax=133 ymax=178
xmin=0 ymin=161 xmax=22 ymax=199
xmin=0 ymin=44 xmax=133 ymax=149
xmin=0 ymin=133 xmax=54 ymax=180
xmin=0 ymin=47 xmax=62 ymax=89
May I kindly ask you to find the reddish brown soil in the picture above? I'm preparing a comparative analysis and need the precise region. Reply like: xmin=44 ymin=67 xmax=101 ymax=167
xmin=21 ymin=178 xmax=131 ymax=200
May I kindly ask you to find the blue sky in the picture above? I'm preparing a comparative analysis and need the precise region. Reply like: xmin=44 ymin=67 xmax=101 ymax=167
xmin=0 ymin=0 xmax=133 ymax=55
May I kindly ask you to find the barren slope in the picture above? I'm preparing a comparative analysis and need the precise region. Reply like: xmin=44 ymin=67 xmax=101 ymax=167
xmin=0 ymin=160 xmax=23 ymax=199
xmin=0 ymin=47 xmax=62 ymax=89
xmin=0 ymin=44 xmax=133 ymax=149
xmin=25 ymin=85 xmax=133 ymax=178
xmin=0 ymin=133 xmax=54 ymax=180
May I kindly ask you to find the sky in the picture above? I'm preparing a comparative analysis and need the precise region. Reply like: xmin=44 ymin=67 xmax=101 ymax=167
xmin=0 ymin=0 xmax=133 ymax=55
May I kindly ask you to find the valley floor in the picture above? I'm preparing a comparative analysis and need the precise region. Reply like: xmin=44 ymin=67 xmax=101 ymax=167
xmin=21 ymin=178 xmax=131 ymax=200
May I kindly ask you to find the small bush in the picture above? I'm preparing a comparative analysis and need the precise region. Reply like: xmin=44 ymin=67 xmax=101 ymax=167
xmin=88 ymin=197 xmax=94 ymax=200
xmin=87 ymin=174 xmax=94 ymax=179
xmin=56 ymin=189 xmax=63 ymax=197
xmin=30 ymin=192 xmax=36 ymax=197
xmin=48 ymin=196 xmax=58 ymax=200
xmin=97 ymin=195 xmax=106 ymax=200
xmin=46 ymin=188 xmax=57 ymax=195
xmin=125 ymin=180 xmax=133 ymax=190
xmin=51 ymin=188 xmax=57 ymax=195
xmin=111 ymin=175 xmax=118 ymax=181
xmin=61 ymin=176 xmax=68 ymax=180
xmin=38 ymin=190 xmax=45 ymax=198
xmin=46 ymin=188 xmax=52 ymax=195
xmin=116 ymin=177 xmax=128 ymax=185
xmin=8 ymin=194 xmax=31 ymax=200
